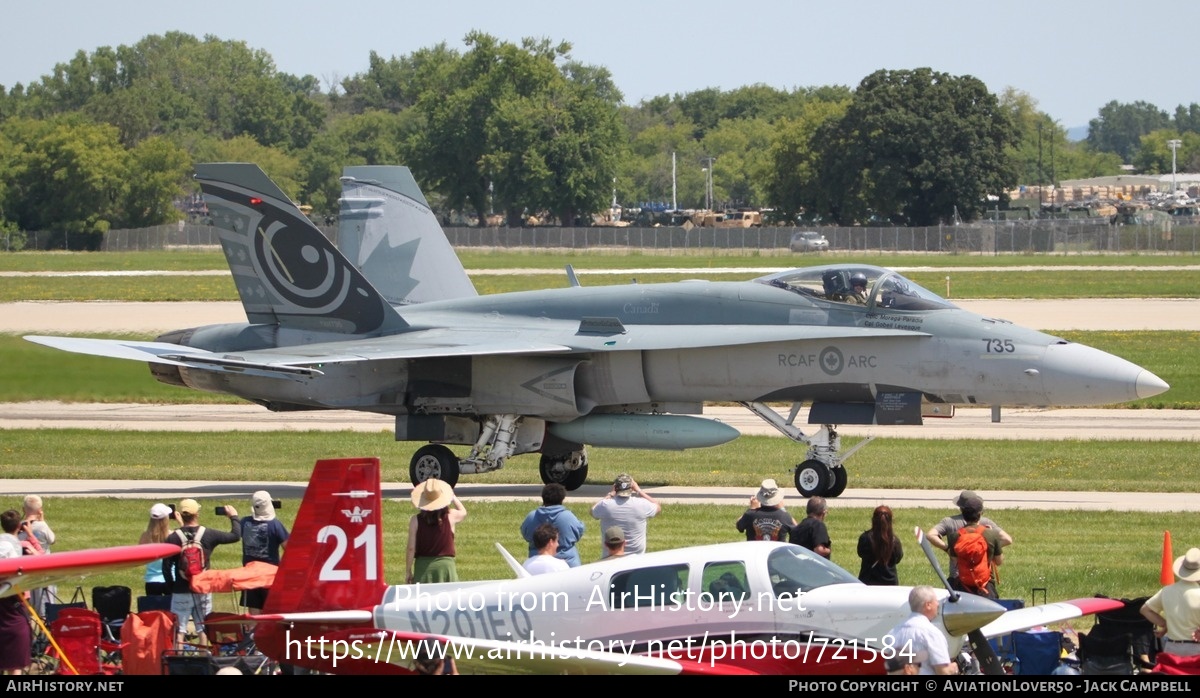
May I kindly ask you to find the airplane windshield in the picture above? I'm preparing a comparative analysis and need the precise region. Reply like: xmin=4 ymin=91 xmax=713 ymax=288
xmin=756 ymin=266 xmax=954 ymax=311
xmin=766 ymin=545 xmax=860 ymax=597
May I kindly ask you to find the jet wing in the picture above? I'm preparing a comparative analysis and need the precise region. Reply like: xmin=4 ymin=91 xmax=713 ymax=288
xmin=978 ymin=597 xmax=1126 ymax=639
xmin=25 ymin=324 xmax=925 ymax=379
xmin=0 ymin=543 xmax=180 ymax=598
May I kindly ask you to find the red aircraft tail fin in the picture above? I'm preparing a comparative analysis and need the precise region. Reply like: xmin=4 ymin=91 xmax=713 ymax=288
xmin=263 ymin=457 xmax=386 ymax=614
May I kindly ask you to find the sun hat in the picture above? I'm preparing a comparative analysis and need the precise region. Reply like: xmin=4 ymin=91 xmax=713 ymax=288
xmin=604 ymin=526 xmax=626 ymax=546
xmin=1174 ymin=548 xmax=1200 ymax=582
xmin=411 ymin=479 xmax=454 ymax=511
xmin=252 ymin=490 xmax=276 ymax=522
xmin=757 ymin=479 xmax=784 ymax=507
xmin=178 ymin=498 xmax=201 ymax=515
xmin=149 ymin=503 xmax=171 ymax=520
xmin=613 ymin=473 xmax=633 ymax=497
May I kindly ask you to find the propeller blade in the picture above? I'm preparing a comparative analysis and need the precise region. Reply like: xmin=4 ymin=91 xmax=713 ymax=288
xmin=967 ymin=629 xmax=1005 ymax=676
xmin=915 ymin=526 xmax=956 ymax=599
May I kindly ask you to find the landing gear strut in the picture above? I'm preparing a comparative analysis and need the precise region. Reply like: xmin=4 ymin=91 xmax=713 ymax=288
xmin=739 ymin=400 xmax=872 ymax=498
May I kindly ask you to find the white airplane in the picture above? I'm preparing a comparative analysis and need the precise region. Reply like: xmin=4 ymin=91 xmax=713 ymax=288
xmin=24 ymin=164 xmax=1169 ymax=498
xmin=245 ymin=457 xmax=1121 ymax=675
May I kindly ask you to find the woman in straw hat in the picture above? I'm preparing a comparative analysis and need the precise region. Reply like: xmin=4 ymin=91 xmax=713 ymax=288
xmin=407 ymin=479 xmax=467 ymax=584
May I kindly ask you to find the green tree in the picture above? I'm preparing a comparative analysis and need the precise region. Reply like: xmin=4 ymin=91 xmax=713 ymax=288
xmin=767 ymin=99 xmax=849 ymax=222
xmin=300 ymin=110 xmax=420 ymax=212
xmin=812 ymin=68 xmax=1019 ymax=225
xmin=122 ymin=136 xmax=191 ymax=227
xmin=1086 ymin=100 xmax=1170 ymax=163
xmin=1 ymin=117 xmax=130 ymax=245
xmin=409 ymin=33 xmax=624 ymax=226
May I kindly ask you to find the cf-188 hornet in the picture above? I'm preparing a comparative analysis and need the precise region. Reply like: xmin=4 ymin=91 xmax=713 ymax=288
xmin=26 ymin=164 xmax=1169 ymax=497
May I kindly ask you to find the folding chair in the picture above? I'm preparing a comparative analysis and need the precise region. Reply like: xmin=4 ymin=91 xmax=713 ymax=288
xmin=42 ymin=586 xmax=88 ymax=624
xmin=91 ymin=585 xmax=132 ymax=644
xmin=48 ymin=608 xmax=122 ymax=675
xmin=161 ymin=649 xmax=216 ymax=676
xmin=120 ymin=610 xmax=177 ymax=675
xmin=136 ymin=595 xmax=173 ymax=613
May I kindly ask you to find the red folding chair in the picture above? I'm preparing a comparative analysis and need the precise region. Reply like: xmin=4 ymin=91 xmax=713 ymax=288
xmin=49 ymin=608 xmax=123 ymax=675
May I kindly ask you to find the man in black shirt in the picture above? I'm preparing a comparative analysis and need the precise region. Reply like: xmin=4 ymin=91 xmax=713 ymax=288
xmin=736 ymin=479 xmax=796 ymax=541
xmin=788 ymin=496 xmax=831 ymax=558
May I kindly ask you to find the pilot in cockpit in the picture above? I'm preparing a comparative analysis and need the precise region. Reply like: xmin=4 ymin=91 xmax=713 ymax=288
xmin=848 ymin=272 xmax=868 ymax=304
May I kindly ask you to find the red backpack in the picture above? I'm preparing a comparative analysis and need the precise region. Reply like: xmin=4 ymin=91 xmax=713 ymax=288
xmin=953 ymin=524 xmax=991 ymax=592
xmin=177 ymin=527 xmax=207 ymax=580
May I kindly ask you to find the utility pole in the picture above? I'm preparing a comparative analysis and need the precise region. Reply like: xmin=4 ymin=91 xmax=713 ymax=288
xmin=701 ymin=156 xmax=715 ymax=211
xmin=1168 ymin=139 xmax=1182 ymax=196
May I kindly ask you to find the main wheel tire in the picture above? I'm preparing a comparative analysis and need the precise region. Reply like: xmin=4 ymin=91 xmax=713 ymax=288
xmin=539 ymin=454 xmax=589 ymax=491
xmin=794 ymin=459 xmax=831 ymax=498
xmin=827 ymin=465 xmax=848 ymax=497
xmin=410 ymin=444 xmax=459 ymax=488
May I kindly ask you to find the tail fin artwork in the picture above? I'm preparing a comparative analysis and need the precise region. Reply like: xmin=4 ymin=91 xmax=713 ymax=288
xmin=263 ymin=457 xmax=386 ymax=615
xmin=338 ymin=166 xmax=477 ymax=305
xmin=195 ymin=163 xmax=407 ymax=335
xmin=254 ymin=457 xmax=398 ymax=673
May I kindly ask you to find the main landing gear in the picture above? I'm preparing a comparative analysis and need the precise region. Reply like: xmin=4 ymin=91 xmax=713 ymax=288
xmin=407 ymin=414 xmax=588 ymax=490
xmin=737 ymin=401 xmax=872 ymax=499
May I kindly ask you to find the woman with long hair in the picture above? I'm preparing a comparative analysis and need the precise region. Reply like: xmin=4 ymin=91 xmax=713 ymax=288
xmin=406 ymin=479 xmax=467 ymax=584
xmin=139 ymin=503 xmax=173 ymax=596
xmin=857 ymin=505 xmax=903 ymax=586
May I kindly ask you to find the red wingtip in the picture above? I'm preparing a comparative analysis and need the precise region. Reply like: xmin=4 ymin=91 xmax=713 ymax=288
xmin=1161 ymin=530 xmax=1175 ymax=586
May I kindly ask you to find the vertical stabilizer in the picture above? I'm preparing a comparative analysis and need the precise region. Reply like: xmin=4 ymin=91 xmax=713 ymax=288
xmin=195 ymin=163 xmax=406 ymax=335
xmin=339 ymin=166 xmax=477 ymax=305
xmin=263 ymin=457 xmax=387 ymax=615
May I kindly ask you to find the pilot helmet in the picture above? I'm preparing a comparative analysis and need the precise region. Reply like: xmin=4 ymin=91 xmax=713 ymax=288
xmin=850 ymin=272 xmax=868 ymax=289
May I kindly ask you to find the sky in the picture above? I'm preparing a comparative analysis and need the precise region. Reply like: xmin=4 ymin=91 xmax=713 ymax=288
xmin=2 ymin=0 xmax=1195 ymax=131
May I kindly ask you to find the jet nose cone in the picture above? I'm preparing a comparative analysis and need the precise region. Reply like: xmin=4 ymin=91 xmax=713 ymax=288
xmin=941 ymin=594 xmax=1005 ymax=636
xmin=1136 ymin=370 xmax=1170 ymax=399
xmin=1041 ymin=343 xmax=1167 ymax=405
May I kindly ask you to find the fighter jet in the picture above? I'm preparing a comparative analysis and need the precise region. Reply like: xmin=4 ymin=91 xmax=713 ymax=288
xmin=25 ymin=164 xmax=1169 ymax=497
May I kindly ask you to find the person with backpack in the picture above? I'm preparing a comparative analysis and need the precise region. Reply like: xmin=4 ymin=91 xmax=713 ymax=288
xmin=942 ymin=498 xmax=1004 ymax=599
xmin=926 ymin=490 xmax=1012 ymax=591
xmin=163 ymin=498 xmax=241 ymax=648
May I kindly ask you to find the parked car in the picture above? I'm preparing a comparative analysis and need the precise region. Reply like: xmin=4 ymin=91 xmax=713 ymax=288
xmin=789 ymin=231 xmax=829 ymax=252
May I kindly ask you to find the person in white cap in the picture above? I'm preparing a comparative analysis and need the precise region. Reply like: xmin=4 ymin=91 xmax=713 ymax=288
xmin=139 ymin=503 xmax=175 ymax=596
xmin=238 ymin=491 xmax=289 ymax=614
xmin=736 ymin=479 xmax=796 ymax=541
xmin=1141 ymin=547 xmax=1200 ymax=657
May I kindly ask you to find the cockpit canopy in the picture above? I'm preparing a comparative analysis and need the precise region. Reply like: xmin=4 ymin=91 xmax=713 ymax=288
xmin=756 ymin=264 xmax=955 ymax=312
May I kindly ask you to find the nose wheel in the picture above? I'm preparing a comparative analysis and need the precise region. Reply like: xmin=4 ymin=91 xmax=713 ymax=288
xmin=794 ymin=460 xmax=847 ymax=498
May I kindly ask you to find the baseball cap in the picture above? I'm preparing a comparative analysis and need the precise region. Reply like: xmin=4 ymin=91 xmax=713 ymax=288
xmin=178 ymin=498 xmax=201 ymax=515
xmin=149 ymin=503 xmax=171 ymax=520
xmin=604 ymin=526 xmax=625 ymax=546
xmin=613 ymin=474 xmax=633 ymax=497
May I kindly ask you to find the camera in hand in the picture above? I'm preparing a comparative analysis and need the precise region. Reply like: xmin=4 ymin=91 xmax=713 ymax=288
xmin=273 ymin=500 xmax=282 ymax=510
xmin=214 ymin=506 xmax=228 ymax=516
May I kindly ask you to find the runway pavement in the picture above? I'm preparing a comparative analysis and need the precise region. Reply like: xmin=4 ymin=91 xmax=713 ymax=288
xmin=0 ymin=479 xmax=1195 ymax=511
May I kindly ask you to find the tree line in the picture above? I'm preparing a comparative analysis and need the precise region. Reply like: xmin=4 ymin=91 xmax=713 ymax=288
xmin=1 ymin=30 xmax=1198 ymax=246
